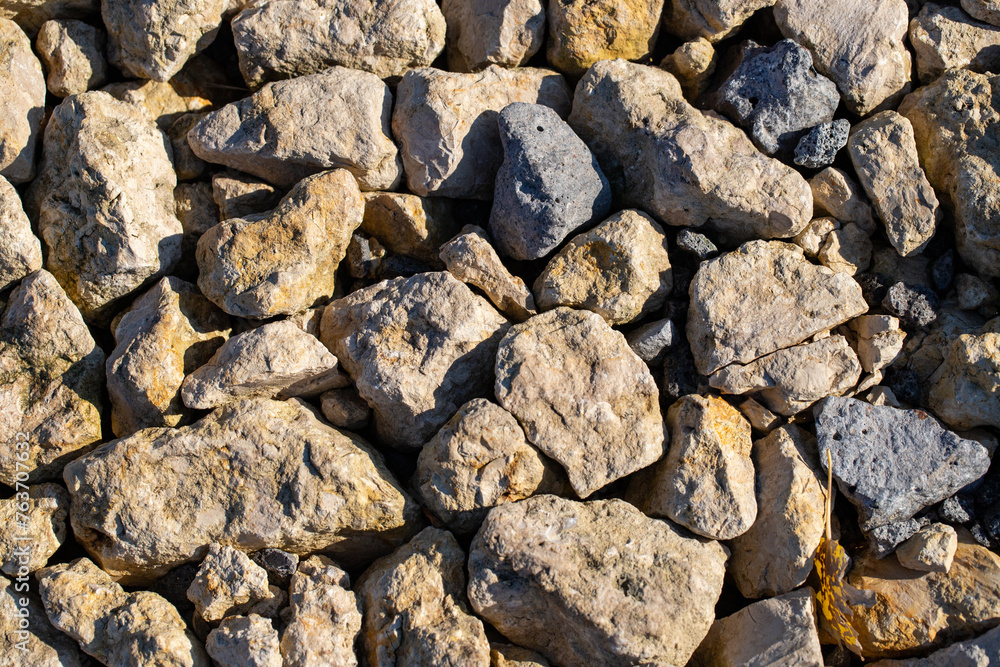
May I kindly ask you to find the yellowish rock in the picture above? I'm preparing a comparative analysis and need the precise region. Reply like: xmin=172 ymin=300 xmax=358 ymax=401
xmin=361 ymin=192 xmax=460 ymax=267
xmin=809 ymin=167 xmax=876 ymax=234
xmin=660 ymin=37 xmax=717 ymax=100
xmin=818 ymin=223 xmax=872 ymax=276
xmin=546 ymin=0 xmax=664 ymax=76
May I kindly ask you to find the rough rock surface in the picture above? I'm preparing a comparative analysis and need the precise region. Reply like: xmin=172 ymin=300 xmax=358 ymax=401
xmin=883 ymin=281 xmax=939 ymax=328
xmin=687 ymin=240 xmax=868 ymax=375
xmin=794 ymin=118 xmax=850 ymax=169
xmin=490 ymin=102 xmax=611 ymax=261
xmin=569 ymin=60 xmax=812 ymax=242
xmin=910 ymin=4 xmax=1000 ymax=83
xmin=818 ymin=223 xmax=873 ymax=276
xmin=0 ymin=0 xmax=98 ymax=35
xmin=206 ymin=615 xmax=282 ymax=667
xmin=665 ymin=0 xmax=777 ymax=42
xmin=0 ymin=18 xmax=44 ymax=184
xmin=626 ymin=318 xmax=677 ymax=365
xmin=213 ymin=171 xmax=282 ymax=221
xmin=964 ymin=0 xmax=1000 ymax=26
xmin=319 ymin=387 xmax=370 ymax=431
xmin=810 ymin=167 xmax=876 ymax=233
xmin=28 ymin=91 xmax=182 ymax=322
xmin=442 ymin=0 xmax=544 ymax=71
xmin=63 ymin=398 xmax=422 ymax=582
xmin=1 ymin=573 xmax=83 ymax=667
xmin=321 ymin=272 xmax=509 ymax=449
xmin=869 ymin=625 xmax=1000 ymax=666
xmin=928 ymin=332 xmax=1000 ymax=429
xmin=0 ymin=176 xmax=42 ymax=292
xmin=189 ymin=67 xmax=402 ymax=190
xmin=0 ymin=483 xmax=68 ymax=575
xmin=468 ymin=495 xmax=728 ymax=667
xmin=361 ymin=192 xmax=460 ymax=267
xmin=851 ymin=314 xmax=906 ymax=373
xmin=280 ymin=555 xmax=361 ymax=667
xmin=546 ymin=0 xmax=664 ymax=76
xmin=198 ymin=170 xmax=363 ymax=319
xmin=660 ymin=37 xmax=717 ymax=99
xmin=35 ymin=19 xmax=106 ymax=96
xmin=357 ymin=527 xmax=490 ymax=667
xmin=231 ymin=0 xmax=445 ymax=86
xmin=491 ymin=644 xmax=551 ymax=667
xmin=897 ymin=523 xmax=958 ymax=573
xmin=394 ymin=66 xmax=572 ymax=200
xmin=494 ymin=308 xmax=664 ymax=498
xmin=187 ymin=544 xmax=273 ymax=624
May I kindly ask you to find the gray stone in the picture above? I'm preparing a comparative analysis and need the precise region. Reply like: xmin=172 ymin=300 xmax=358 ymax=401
xmin=676 ymin=228 xmax=718 ymax=260
xmin=963 ymin=0 xmax=1000 ymax=26
xmin=35 ymin=18 xmax=106 ymax=96
xmin=442 ymin=0 xmax=545 ymax=71
xmin=0 ymin=18 xmax=44 ymax=184
xmin=626 ymin=318 xmax=677 ymax=365
xmin=910 ymin=4 xmax=1000 ymax=83
xmin=546 ymin=0 xmax=664 ymax=77
xmin=206 ymin=615 xmax=282 ymax=667
xmin=897 ymin=523 xmax=958 ymax=573
xmin=468 ymin=495 xmax=728 ymax=667
xmin=0 ymin=176 xmax=41 ymax=292
xmin=956 ymin=273 xmax=1000 ymax=310
xmin=490 ymin=102 xmax=611 ymax=261
xmin=1 ymin=573 xmax=83 ymax=667
xmin=0 ymin=483 xmax=68 ymax=575
xmin=189 ymin=67 xmax=402 ymax=190
xmin=712 ymin=39 xmax=840 ymax=156
xmin=664 ymin=0 xmax=778 ymax=42
xmin=866 ymin=517 xmax=927 ymax=558
xmin=869 ymin=624 xmax=1000 ymax=666
xmin=280 ymin=555 xmax=361 ymax=667
xmin=319 ymin=386 xmax=370 ymax=431
xmin=813 ymin=396 xmax=992 ymax=532
xmin=794 ymin=119 xmax=850 ymax=169
xmin=883 ymin=282 xmax=939 ymax=327
xmin=212 ymin=171 xmax=282 ymax=221
xmin=249 ymin=549 xmax=298 ymax=589
xmin=188 ymin=544 xmax=274 ymax=624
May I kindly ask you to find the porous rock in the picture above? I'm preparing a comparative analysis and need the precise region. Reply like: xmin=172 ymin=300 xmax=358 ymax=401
xmin=206 ymin=615 xmax=282 ymax=667
xmin=0 ymin=18 xmax=44 ymax=184
xmin=0 ymin=176 xmax=42 ymax=292
xmin=442 ymin=0 xmax=545 ymax=72
xmin=794 ymin=119 xmax=850 ymax=169
xmin=0 ymin=483 xmax=68 ymax=575
xmin=35 ymin=18 xmax=106 ymax=96
xmin=546 ymin=0 xmax=664 ymax=77
xmin=187 ymin=544 xmax=273 ymax=624
xmin=280 ymin=555 xmax=361 ymax=667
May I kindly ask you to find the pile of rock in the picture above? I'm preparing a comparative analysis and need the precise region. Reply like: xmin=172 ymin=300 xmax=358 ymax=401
xmin=2 ymin=0 xmax=999 ymax=665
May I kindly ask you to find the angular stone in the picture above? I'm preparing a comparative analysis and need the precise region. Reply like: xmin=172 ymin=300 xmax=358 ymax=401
xmin=626 ymin=318 xmax=677 ymax=365
xmin=442 ymin=0 xmax=545 ymax=71
xmin=0 ymin=18 xmax=44 ymax=184
xmin=63 ymin=398 xmax=422 ymax=583
xmin=188 ymin=544 xmax=274 ymax=624
xmin=319 ymin=387 xmax=370 ymax=431
xmin=775 ymin=0 xmax=912 ymax=116
xmin=710 ymin=335 xmax=862 ymax=416
xmin=0 ymin=176 xmax=41 ymax=292
xmin=1 ymin=573 xmax=83 ymax=667
xmin=897 ymin=523 xmax=958 ymax=573
xmin=664 ymin=0 xmax=777 ymax=42
xmin=0 ymin=0 xmax=98 ymax=35
xmin=321 ymin=272 xmax=509 ymax=450
xmin=851 ymin=314 xmax=906 ymax=373
xmin=737 ymin=396 xmax=781 ymax=432
xmin=27 ymin=91 xmax=182 ymax=323
xmin=928 ymin=332 xmax=1000 ymax=430
xmin=248 ymin=548 xmax=298 ymax=590
xmin=361 ymin=192 xmax=460 ymax=268
xmin=0 ymin=483 xmax=68 ymax=575
xmin=0 ymin=270 xmax=104 ymax=485
xmin=213 ymin=171 xmax=282 ymax=222
xmin=198 ymin=170 xmax=363 ymax=319
xmin=103 ymin=74 xmax=214 ymax=129
xmin=729 ymin=425 xmax=826 ymax=599
xmin=393 ymin=65 xmax=572 ymax=199
xmin=546 ymin=0 xmax=664 ymax=77
xmin=628 ymin=394 xmax=756 ymax=540
xmin=687 ymin=240 xmax=868 ymax=375
xmin=206 ymin=615 xmax=282 ymax=667
xmin=232 ymin=0 xmax=445 ymax=86
xmin=963 ymin=0 xmax=1000 ymax=26
xmin=712 ymin=39 xmax=840 ymax=156
xmin=35 ymin=18 xmax=106 ymax=96
xmin=794 ymin=119 xmax=850 ymax=169
xmin=660 ymin=37 xmax=717 ymax=100
xmin=869 ymin=625 xmax=1000 ymax=666
xmin=813 ymin=396 xmax=991 ymax=532
xmin=36 ymin=558 xmax=208 ymax=666
xmin=107 ymin=277 xmax=230 ymax=437
xmin=569 ymin=60 xmax=812 ymax=242
xmin=168 ymin=113 xmax=210 ymax=181
xmin=357 ymin=527 xmax=490 ymax=667
xmin=495 ymin=308 xmax=664 ymax=497
xmin=883 ymin=281 xmax=939 ymax=328
xmin=817 ymin=223 xmax=872 ymax=276
xmin=280 ymin=555 xmax=361 ymax=667
xmin=849 ymin=111 xmax=940 ymax=257
xmin=956 ymin=273 xmax=1000 ymax=310
xmin=809 ymin=167 xmax=876 ymax=233
xmin=490 ymin=102 xmax=612 ymax=261
xmin=792 ymin=217 xmax=837 ymax=258
xmin=468 ymin=495 xmax=728 ymax=667
xmin=910 ymin=4 xmax=1000 ymax=83
xmin=189 ymin=67 xmax=402 ymax=190
xmin=491 ymin=644 xmax=551 ymax=667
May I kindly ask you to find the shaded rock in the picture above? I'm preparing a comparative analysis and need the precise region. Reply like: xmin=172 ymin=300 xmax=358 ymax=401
xmin=870 ymin=625 xmax=1000 ymax=666
xmin=809 ymin=167 xmax=876 ymax=234
xmin=468 ymin=495 xmax=728 ymax=667
xmin=35 ymin=18 xmax=106 ymax=96
xmin=792 ymin=217 xmax=838 ymax=258
xmin=1 ymin=573 xmax=83 ymax=667
xmin=910 ymin=3 xmax=1000 ymax=83
xmin=198 ymin=169 xmax=363 ymax=319
xmin=964 ymin=0 xmax=1000 ymax=25
xmin=168 ymin=113 xmax=209 ymax=181
xmin=442 ymin=0 xmax=545 ymax=71
xmin=175 ymin=181 xmax=218 ymax=239
xmin=0 ymin=18 xmax=44 ymax=184
xmin=361 ymin=192 xmax=460 ymax=268
xmin=490 ymin=102 xmax=612 ymax=261
xmin=687 ymin=240 xmax=868 ymax=375
xmin=813 ymin=396 xmax=991 ymax=532
xmin=956 ymin=273 xmax=1000 ymax=310
xmin=0 ymin=176 xmax=42 ymax=292
xmin=394 ymin=65 xmax=571 ymax=199
xmin=818 ymin=223 xmax=873 ymax=276
xmin=495 ymin=307 xmax=664 ymax=497
xmin=232 ymin=0 xmax=445 ymax=86
xmin=280 ymin=555 xmax=361 ymax=667
xmin=775 ymin=0 xmax=912 ymax=115
xmin=572 ymin=60 xmax=812 ymax=242
xmin=676 ymin=228 xmax=718 ymax=260
xmin=0 ymin=0 xmax=98 ymax=35
xmin=883 ymin=282 xmax=939 ymax=327
xmin=626 ymin=318 xmax=678 ymax=365
xmin=660 ymin=37 xmax=717 ymax=100
xmin=737 ymin=396 xmax=781 ymax=432
xmin=0 ymin=483 xmax=68 ymax=575
xmin=794 ymin=119 xmax=850 ymax=169
xmin=546 ymin=0 xmax=664 ymax=77
xmin=357 ymin=527 xmax=490 ymax=667
xmin=664 ymin=0 xmax=777 ymax=42
xmin=249 ymin=549 xmax=297 ymax=590
xmin=0 ymin=270 xmax=104 ymax=485
xmin=63 ymin=398 xmax=422 ymax=583
xmin=188 ymin=544 xmax=273 ymax=624
xmin=897 ymin=523 xmax=958 ymax=573
xmin=102 ymin=74 xmax=214 ymax=129
xmin=319 ymin=386 xmax=370 ymax=431
xmin=206 ymin=615 xmax=282 ymax=667
xmin=491 ymin=644 xmax=551 ymax=667
xmin=928 ymin=332 xmax=1000 ymax=429
xmin=189 ymin=67 xmax=402 ymax=190
xmin=868 ymin=518 xmax=929 ymax=558
xmin=213 ymin=171 xmax=282 ymax=222
xmin=851 ymin=314 xmax=907 ymax=373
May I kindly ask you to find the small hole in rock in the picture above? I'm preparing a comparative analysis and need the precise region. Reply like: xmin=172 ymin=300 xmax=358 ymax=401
xmin=537 ymin=126 xmax=544 ymax=132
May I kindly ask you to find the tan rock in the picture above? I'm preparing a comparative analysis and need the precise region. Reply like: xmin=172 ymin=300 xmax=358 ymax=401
xmin=1 ymin=573 xmax=83 ymax=667
xmin=928 ymin=332 xmax=1000 ymax=429
xmin=187 ymin=544 xmax=274 ymax=624
xmin=0 ymin=18 xmax=44 ymax=184
xmin=737 ymin=396 xmax=781 ymax=433
xmin=361 ymin=192 xmax=461 ymax=267
xmin=0 ymin=483 xmax=68 ymax=575
xmin=0 ymin=176 xmax=42 ymax=292
xmin=167 ymin=112 xmax=210 ymax=181
xmin=850 ymin=315 xmax=907 ymax=373
xmin=546 ymin=0 xmax=664 ymax=77
xmin=910 ymin=3 xmax=1000 ymax=83
xmin=897 ymin=523 xmax=958 ymax=573
xmin=869 ymin=625 xmax=1000 ymax=666
xmin=660 ymin=37 xmax=717 ymax=100
xmin=809 ymin=167 xmax=876 ymax=234
xmin=212 ymin=170 xmax=282 ymax=221
xmin=319 ymin=387 xmax=370 ymax=431
xmin=665 ymin=0 xmax=778 ymax=42
xmin=491 ymin=644 xmax=551 ymax=667
xmin=442 ymin=0 xmax=545 ymax=72
xmin=0 ymin=0 xmax=98 ymax=36
xmin=280 ymin=555 xmax=361 ymax=667
xmin=35 ymin=18 xmax=106 ymax=96
xmin=818 ymin=223 xmax=872 ymax=275
xmin=792 ymin=217 xmax=838 ymax=259
xmin=963 ymin=0 xmax=1000 ymax=26
xmin=207 ymin=615 xmax=282 ymax=667
xmin=102 ymin=74 xmax=214 ymax=129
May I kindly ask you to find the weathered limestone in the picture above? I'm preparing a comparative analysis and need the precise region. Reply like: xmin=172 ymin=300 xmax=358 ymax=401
xmin=442 ymin=0 xmax=545 ymax=71
xmin=928 ymin=332 xmax=1000 ymax=429
xmin=546 ymin=0 xmax=664 ymax=76
xmin=35 ymin=19 xmax=106 ymax=96
xmin=0 ymin=18 xmax=45 ymax=184
xmin=0 ymin=176 xmax=42 ymax=292
xmin=0 ymin=483 xmax=68 ymax=575
xmin=280 ymin=555 xmax=361 ymax=667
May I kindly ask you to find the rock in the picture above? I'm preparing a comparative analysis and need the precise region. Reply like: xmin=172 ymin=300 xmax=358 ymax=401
xmin=687 ymin=240 xmax=868 ymax=375
xmin=495 ymin=308 xmax=664 ymax=497
xmin=319 ymin=387 xmax=370 ymax=431
xmin=728 ymin=425 xmax=826 ymax=598
xmin=442 ymin=0 xmax=545 ymax=71
xmin=664 ymin=0 xmax=777 ymax=42
xmin=910 ymin=4 xmax=1000 ymax=83
xmin=627 ymin=394 xmax=756 ymax=540
xmin=792 ymin=217 xmax=838 ymax=258
xmin=898 ymin=70 xmax=1000 ymax=277
xmin=626 ymin=318 xmax=678 ymax=365
xmin=809 ymin=167 xmax=876 ymax=234
xmin=712 ymin=39 xmax=840 ymax=157
xmin=956 ymin=273 xmax=1000 ymax=310
xmin=357 ymin=527 xmax=490 ymax=667
xmin=710 ymin=335 xmax=862 ymax=416
xmin=0 ymin=177 xmax=41 ymax=292
xmin=206 ymin=615 xmax=282 ymax=667
xmin=35 ymin=19 xmax=106 ymax=96
xmin=0 ymin=18 xmax=44 ymax=184
xmin=869 ymin=625 xmax=1000 ymax=666
xmin=737 ymin=396 xmax=782 ymax=432
xmin=868 ymin=518 xmax=929 ymax=558
xmin=0 ymin=270 xmax=104 ymax=485
xmin=928 ymin=332 xmax=1000 ymax=429
xmin=848 ymin=111 xmax=940 ymax=257
xmin=794 ymin=119 xmax=850 ymax=169
xmin=883 ymin=282 xmax=939 ymax=327
xmin=0 ymin=483 xmax=68 ymax=575
xmin=102 ymin=74 xmax=214 ymax=129
xmin=851 ymin=314 xmax=907 ymax=373
xmin=774 ymin=0 xmax=912 ymax=115
xmin=361 ymin=192 xmax=460 ymax=268
xmin=468 ymin=495 xmax=728 ymax=666
xmin=198 ymin=170 xmax=363 ymax=320
xmin=818 ymin=223 xmax=873 ymax=276
xmin=0 ymin=0 xmax=98 ymax=36
xmin=569 ymin=60 xmax=812 ymax=242
xmin=232 ymin=0 xmax=444 ymax=87
xmin=1 ymin=573 xmax=83 ymax=667
xmin=187 ymin=544 xmax=274 ymax=624
xmin=491 ymin=644 xmax=551 ymax=667
xmin=490 ymin=102 xmax=612 ymax=261
xmin=440 ymin=225 xmax=537 ymax=322
xmin=189 ymin=67 xmax=402 ymax=190
xmin=280 ymin=555 xmax=361 ymax=667
xmin=175 ymin=181 xmax=218 ymax=238
xmin=897 ymin=523 xmax=958 ymax=573
xmin=546 ymin=0 xmax=664 ymax=76
xmin=107 ymin=277 xmax=230 ymax=437
xmin=248 ymin=549 xmax=297 ymax=589
xmin=320 ymin=272 xmax=509 ymax=450
xmin=676 ymin=228 xmax=719 ymax=260
xmin=813 ymin=396 xmax=991 ymax=532
xmin=63 ymin=398 xmax=422 ymax=583
xmin=168 ymin=113 xmax=210 ymax=181
xmin=28 ymin=91 xmax=182 ymax=323
xmin=212 ymin=171 xmax=282 ymax=221
xmin=37 ymin=557 xmax=208 ymax=666
xmin=963 ymin=0 xmax=1000 ymax=25
xmin=848 ymin=530 xmax=1000 ymax=659
xmin=181 ymin=321 xmax=348 ymax=410
xmin=660 ymin=37 xmax=717 ymax=100
xmin=692 ymin=588 xmax=824 ymax=666
xmin=393 ymin=65 xmax=572 ymax=199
